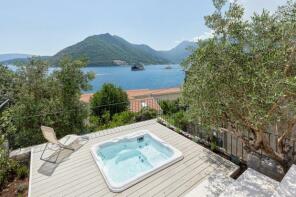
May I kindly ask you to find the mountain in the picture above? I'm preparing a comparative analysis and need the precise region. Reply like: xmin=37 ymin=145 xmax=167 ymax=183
xmin=0 ymin=53 xmax=33 ymax=62
xmin=1 ymin=56 xmax=50 ymax=66
xmin=52 ymin=33 xmax=169 ymax=65
xmin=159 ymin=41 xmax=197 ymax=64
xmin=1 ymin=34 xmax=197 ymax=66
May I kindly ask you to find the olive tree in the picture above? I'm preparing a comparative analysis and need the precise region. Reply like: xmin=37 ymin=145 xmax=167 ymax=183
xmin=53 ymin=57 xmax=95 ymax=136
xmin=0 ymin=65 xmax=17 ymax=103
xmin=183 ymin=0 xmax=296 ymax=169
xmin=8 ymin=58 xmax=94 ymax=148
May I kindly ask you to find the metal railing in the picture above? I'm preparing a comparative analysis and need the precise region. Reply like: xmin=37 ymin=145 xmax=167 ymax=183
xmin=178 ymin=121 xmax=296 ymax=165
xmin=4 ymin=94 xmax=296 ymax=166
xmin=7 ymin=96 xmax=166 ymax=149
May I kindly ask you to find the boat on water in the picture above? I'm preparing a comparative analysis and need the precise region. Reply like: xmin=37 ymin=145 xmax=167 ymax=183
xmin=131 ymin=63 xmax=145 ymax=71
xmin=165 ymin=65 xmax=172 ymax=69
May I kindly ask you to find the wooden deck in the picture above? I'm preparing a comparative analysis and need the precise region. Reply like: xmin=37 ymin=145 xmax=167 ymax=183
xmin=29 ymin=119 xmax=238 ymax=197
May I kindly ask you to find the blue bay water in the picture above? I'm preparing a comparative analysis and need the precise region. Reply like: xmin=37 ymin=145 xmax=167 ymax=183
xmin=84 ymin=64 xmax=184 ymax=93
xmin=7 ymin=64 xmax=185 ymax=93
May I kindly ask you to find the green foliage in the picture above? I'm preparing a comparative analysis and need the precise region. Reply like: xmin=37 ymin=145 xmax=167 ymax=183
xmin=160 ymin=99 xmax=189 ymax=131
xmin=0 ymin=64 xmax=17 ymax=103
xmin=183 ymin=0 xmax=296 ymax=164
xmin=135 ymin=108 xmax=158 ymax=122
xmin=112 ymin=111 xmax=136 ymax=126
xmin=0 ymin=151 xmax=19 ymax=188
xmin=0 ymin=106 xmax=18 ymax=188
xmin=175 ymin=128 xmax=181 ymax=134
xmin=172 ymin=111 xmax=189 ymax=131
xmin=9 ymin=59 xmax=57 ymax=147
xmin=90 ymin=111 xmax=136 ymax=130
xmin=16 ymin=165 xmax=28 ymax=179
xmin=52 ymin=34 xmax=169 ymax=65
xmin=164 ymin=111 xmax=189 ymax=131
xmin=91 ymin=83 xmax=129 ymax=118
xmin=5 ymin=57 xmax=94 ymax=148
xmin=89 ymin=108 xmax=158 ymax=131
xmin=184 ymin=0 xmax=296 ymax=127
xmin=210 ymin=141 xmax=217 ymax=151
xmin=106 ymin=111 xmax=136 ymax=128
xmin=52 ymin=57 xmax=95 ymax=136
xmin=159 ymin=99 xmax=185 ymax=115
xmin=0 ymin=108 xmax=16 ymax=143
xmin=5 ymin=35 xmax=196 ymax=66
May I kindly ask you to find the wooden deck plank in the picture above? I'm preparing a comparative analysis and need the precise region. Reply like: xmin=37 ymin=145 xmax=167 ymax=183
xmin=31 ymin=125 xmax=183 ymax=195
xmin=76 ymin=134 xmax=197 ymax=197
xmin=29 ymin=120 xmax=238 ymax=197
xmin=180 ymin=164 xmax=233 ymax=197
xmin=119 ymin=145 xmax=208 ymax=196
xmin=160 ymin=165 xmax=215 ymax=196
xmin=132 ymin=156 xmax=210 ymax=197
xmin=32 ymin=130 xmax=183 ymax=185
xmin=118 ymin=132 xmax=219 ymax=196
xmin=32 ymin=166 xmax=100 ymax=196
xmin=31 ymin=123 xmax=172 ymax=180
xmin=37 ymin=133 xmax=188 ymax=196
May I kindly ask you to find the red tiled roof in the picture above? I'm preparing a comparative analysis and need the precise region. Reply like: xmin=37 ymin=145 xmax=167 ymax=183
xmin=80 ymin=93 xmax=93 ymax=103
xmin=129 ymin=98 xmax=161 ymax=113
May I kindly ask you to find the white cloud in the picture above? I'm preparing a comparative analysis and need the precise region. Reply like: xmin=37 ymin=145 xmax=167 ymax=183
xmin=193 ymin=30 xmax=214 ymax=42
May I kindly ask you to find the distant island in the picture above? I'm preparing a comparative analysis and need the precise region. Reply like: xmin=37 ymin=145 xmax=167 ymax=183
xmin=131 ymin=63 xmax=145 ymax=71
xmin=1 ymin=33 xmax=197 ymax=66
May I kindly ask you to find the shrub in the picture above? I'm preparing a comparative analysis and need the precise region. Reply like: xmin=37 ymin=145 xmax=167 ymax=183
xmin=5 ymin=58 xmax=94 ymax=149
xmin=16 ymin=183 xmax=28 ymax=193
xmin=16 ymin=165 xmax=28 ymax=179
xmin=159 ymin=99 xmax=190 ymax=131
xmin=101 ymin=111 xmax=111 ymax=124
xmin=91 ymin=84 xmax=129 ymax=118
xmin=210 ymin=141 xmax=217 ymax=152
xmin=111 ymin=111 xmax=136 ymax=126
xmin=0 ymin=154 xmax=19 ymax=188
xmin=90 ymin=111 xmax=137 ymax=130
xmin=0 ymin=172 xmax=6 ymax=189
xmin=135 ymin=108 xmax=158 ymax=122
xmin=172 ymin=111 xmax=189 ymax=131
xmin=88 ymin=115 xmax=99 ymax=131
xmin=159 ymin=100 xmax=180 ymax=115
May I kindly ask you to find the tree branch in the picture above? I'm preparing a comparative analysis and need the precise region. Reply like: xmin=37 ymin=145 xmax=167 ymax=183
xmin=277 ymin=117 xmax=296 ymax=154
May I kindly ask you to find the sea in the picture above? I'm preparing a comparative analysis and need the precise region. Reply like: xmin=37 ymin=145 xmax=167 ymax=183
xmin=7 ymin=64 xmax=185 ymax=93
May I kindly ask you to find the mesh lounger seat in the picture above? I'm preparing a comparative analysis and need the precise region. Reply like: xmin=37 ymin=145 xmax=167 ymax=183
xmin=40 ymin=126 xmax=76 ymax=163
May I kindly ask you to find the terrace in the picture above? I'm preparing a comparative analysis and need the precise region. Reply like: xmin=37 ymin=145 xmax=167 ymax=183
xmin=2 ymin=0 xmax=296 ymax=196
xmin=28 ymin=119 xmax=238 ymax=197
xmin=6 ymin=96 xmax=296 ymax=197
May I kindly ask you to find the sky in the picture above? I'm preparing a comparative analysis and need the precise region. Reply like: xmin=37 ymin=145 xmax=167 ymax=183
xmin=0 ymin=0 xmax=287 ymax=56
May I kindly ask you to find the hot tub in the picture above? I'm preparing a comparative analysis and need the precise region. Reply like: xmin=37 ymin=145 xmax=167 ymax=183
xmin=90 ymin=130 xmax=183 ymax=192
